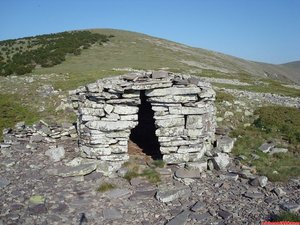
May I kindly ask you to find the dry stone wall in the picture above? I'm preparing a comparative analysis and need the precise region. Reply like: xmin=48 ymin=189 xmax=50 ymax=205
xmin=70 ymin=71 xmax=216 ymax=170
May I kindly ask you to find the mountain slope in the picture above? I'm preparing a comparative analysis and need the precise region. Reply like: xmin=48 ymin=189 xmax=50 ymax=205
xmin=0 ymin=28 xmax=299 ymax=84
xmin=27 ymin=28 xmax=298 ymax=84
xmin=281 ymin=61 xmax=300 ymax=75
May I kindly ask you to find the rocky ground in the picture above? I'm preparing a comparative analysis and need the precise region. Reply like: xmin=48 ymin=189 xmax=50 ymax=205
xmin=1 ymin=121 xmax=299 ymax=225
xmin=1 ymin=73 xmax=300 ymax=225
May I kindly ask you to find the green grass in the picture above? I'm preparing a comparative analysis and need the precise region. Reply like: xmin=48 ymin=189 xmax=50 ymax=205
xmin=231 ymin=126 xmax=300 ymax=182
xmin=96 ymin=182 xmax=116 ymax=192
xmin=230 ymin=106 xmax=300 ymax=182
xmin=141 ymin=168 xmax=161 ymax=183
xmin=195 ymin=69 xmax=234 ymax=79
xmin=254 ymin=106 xmax=300 ymax=145
xmin=271 ymin=211 xmax=300 ymax=222
xmin=33 ymin=29 xmax=193 ymax=76
xmin=0 ymin=94 xmax=39 ymax=140
xmin=215 ymin=91 xmax=235 ymax=103
xmin=123 ymin=166 xmax=161 ymax=184
xmin=51 ymin=70 xmax=125 ymax=91
xmin=150 ymin=159 xmax=166 ymax=168
xmin=124 ymin=169 xmax=139 ymax=181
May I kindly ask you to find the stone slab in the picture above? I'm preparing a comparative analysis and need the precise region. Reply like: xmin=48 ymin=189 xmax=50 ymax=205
xmin=146 ymin=87 xmax=200 ymax=97
xmin=86 ymin=121 xmax=137 ymax=131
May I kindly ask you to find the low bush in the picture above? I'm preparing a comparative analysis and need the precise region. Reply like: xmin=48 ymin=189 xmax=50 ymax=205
xmin=254 ymin=106 xmax=300 ymax=144
xmin=0 ymin=31 xmax=112 ymax=76
xmin=271 ymin=211 xmax=300 ymax=222
xmin=0 ymin=94 xmax=39 ymax=140
xmin=215 ymin=91 xmax=235 ymax=103
xmin=96 ymin=182 xmax=116 ymax=192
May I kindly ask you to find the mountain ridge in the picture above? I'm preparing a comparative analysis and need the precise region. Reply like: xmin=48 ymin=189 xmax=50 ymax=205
xmin=1 ymin=28 xmax=299 ymax=84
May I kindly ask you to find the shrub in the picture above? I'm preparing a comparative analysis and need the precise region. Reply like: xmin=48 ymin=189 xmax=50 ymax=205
xmin=150 ymin=159 xmax=165 ymax=168
xmin=254 ymin=106 xmax=300 ymax=144
xmin=124 ymin=170 xmax=139 ymax=181
xmin=0 ymin=31 xmax=112 ymax=76
xmin=271 ymin=211 xmax=300 ymax=222
xmin=216 ymin=91 xmax=235 ymax=103
xmin=96 ymin=182 xmax=116 ymax=192
xmin=141 ymin=168 xmax=161 ymax=183
xmin=0 ymin=94 xmax=39 ymax=140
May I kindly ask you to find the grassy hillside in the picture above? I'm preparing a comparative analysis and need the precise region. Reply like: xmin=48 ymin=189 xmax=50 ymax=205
xmin=1 ymin=28 xmax=299 ymax=84
xmin=0 ymin=31 xmax=111 ymax=76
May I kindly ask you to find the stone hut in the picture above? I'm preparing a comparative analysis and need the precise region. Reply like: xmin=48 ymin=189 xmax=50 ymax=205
xmin=70 ymin=71 xmax=216 ymax=171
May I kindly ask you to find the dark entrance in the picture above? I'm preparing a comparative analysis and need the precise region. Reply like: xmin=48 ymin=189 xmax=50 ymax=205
xmin=129 ymin=90 xmax=162 ymax=160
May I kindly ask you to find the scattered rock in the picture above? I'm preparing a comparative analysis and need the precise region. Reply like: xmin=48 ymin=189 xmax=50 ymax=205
xmin=45 ymin=146 xmax=65 ymax=162
xmin=30 ymin=134 xmax=44 ymax=142
xmin=273 ymin=187 xmax=286 ymax=197
xmin=218 ymin=209 xmax=232 ymax=220
xmin=250 ymin=176 xmax=268 ymax=187
xmin=238 ymin=169 xmax=256 ymax=179
xmin=190 ymin=201 xmax=206 ymax=212
xmin=130 ymin=177 xmax=147 ymax=186
xmin=28 ymin=204 xmax=47 ymax=215
xmin=156 ymin=185 xmax=191 ymax=203
xmin=48 ymin=163 xmax=97 ymax=177
xmin=280 ymin=203 xmax=300 ymax=213
xmin=216 ymin=136 xmax=235 ymax=153
xmin=151 ymin=70 xmax=169 ymax=79
xmin=165 ymin=210 xmax=189 ymax=225
xmin=105 ymin=188 xmax=131 ymax=199
xmin=0 ymin=177 xmax=10 ymax=188
xmin=259 ymin=143 xmax=275 ymax=153
xmin=190 ymin=212 xmax=211 ymax=222
xmin=207 ymin=160 xmax=214 ymax=171
xmin=244 ymin=192 xmax=265 ymax=199
xmin=174 ymin=168 xmax=201 ymax=179
xmin=219 ymin=173 xmax=239 ymax=181
xmin=212 ymin=153 xmax=230 ymax=170
xmin=103 ymin=207 xmax=122 ymax=220
xmin=224 ymin=111 xmax=234 ymax=118
xmin=185 ymin=162 xmax=207 ymax=173
xmin=269 ymin=148 xmax=288 ymax=155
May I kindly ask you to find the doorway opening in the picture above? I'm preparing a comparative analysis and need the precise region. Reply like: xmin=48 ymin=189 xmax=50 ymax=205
xmin=129 ymin=90 xmax=162 ymax=160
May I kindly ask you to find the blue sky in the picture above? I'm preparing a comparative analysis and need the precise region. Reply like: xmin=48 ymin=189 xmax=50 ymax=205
xmin=1 ymin=0 xmax=299 ymax=64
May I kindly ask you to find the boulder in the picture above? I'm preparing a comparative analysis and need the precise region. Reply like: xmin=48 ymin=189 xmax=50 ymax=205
xmin=185 ymin=162 xmax=207 ymax=172
xmin=259 ymin=143 xmax=275 ymax=153
xmin=45 ymin=146 xmax=65 ymax=162
xmin=250 ymin=176 xmax=268 ymax=187
xmin=103 ymin=207 xmax=122 ymax=220
xmin=0 ymin=177 xmax=10 ymax=188
xmin=165 ymin=210 xmax=190 ymax=225
xmin=217 ymin=136 xmax=235 ymax=153
xmin=156 ymin=185 xmax=191 ymax=203
xmin=212 ymin=153 xmax=230 ymax=170
xmin=174 ymin=168 xmax=201 ymax=179
xmin=190 ymin=201 xmax=206 ymax=212
xmin=269 ymin=148 xmax=288 ymax=155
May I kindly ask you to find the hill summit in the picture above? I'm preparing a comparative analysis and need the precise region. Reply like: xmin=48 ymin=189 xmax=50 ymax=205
xmin=0 ymin=28 xmax=299 ymax=84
